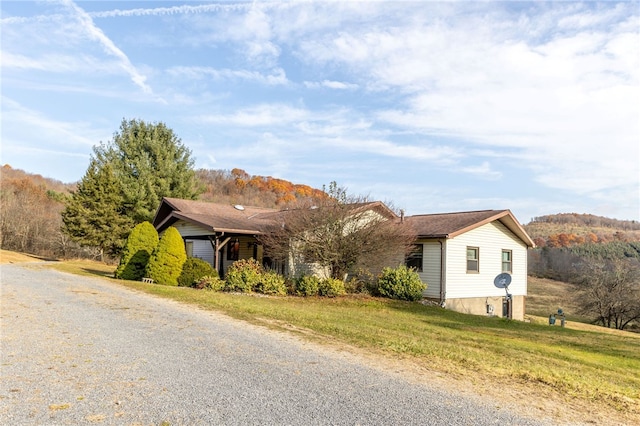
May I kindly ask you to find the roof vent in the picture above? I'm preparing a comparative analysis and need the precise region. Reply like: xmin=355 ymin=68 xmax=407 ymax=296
xmin=234 ymin=204 xmax=245 ymax=211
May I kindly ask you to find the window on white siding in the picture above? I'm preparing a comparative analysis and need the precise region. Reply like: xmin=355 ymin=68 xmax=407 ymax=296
xmin=466 ymin=247 xmax=479 ymax=273
xmin=406 ymin=244 xmax=423 ymax=272
xmin=185 ymin=241 xmax=193 ymax=257
xmin=502 ymin=249 xmax=512 ymax=273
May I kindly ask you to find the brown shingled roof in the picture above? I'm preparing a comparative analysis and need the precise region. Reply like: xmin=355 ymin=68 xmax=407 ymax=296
xmin=404 ymin=209 xmax=534 ymax=247
xmin=154 ymin=198 xmax=279 ymax=234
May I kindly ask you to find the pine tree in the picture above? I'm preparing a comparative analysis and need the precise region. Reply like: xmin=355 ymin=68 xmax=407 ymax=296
xmin=145 ymin=226 xmax=186 ymax=286
xmin=94 ymin=118 xmax=201 ymax=224
xmin=61 ymin=161 xmax=133 ymax=260
xmin=114 ymin=221 xmax=159 ymax=280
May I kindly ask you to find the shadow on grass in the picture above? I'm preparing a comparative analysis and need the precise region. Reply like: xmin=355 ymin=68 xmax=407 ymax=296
xmin=81 ymin=267 xmax=114 ymax=278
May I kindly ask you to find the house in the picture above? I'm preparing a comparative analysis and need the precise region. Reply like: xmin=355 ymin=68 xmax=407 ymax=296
xmin=404 ymin=210 xmax=535 ymax=320
xmin=153 ymin=197 xmax=279 ymax=277
xmin=152 ymin=198 xmax=534 ymax=320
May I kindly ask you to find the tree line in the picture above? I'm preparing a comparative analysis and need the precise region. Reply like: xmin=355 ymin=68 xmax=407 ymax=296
xmin=529 ymin=213 xmax=640 ymax=231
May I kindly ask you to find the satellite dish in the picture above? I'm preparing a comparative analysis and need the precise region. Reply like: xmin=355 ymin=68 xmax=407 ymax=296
xmin=494 ymin=273 xmax=512 ymax=289
xmin=234 ymin=204 xmax=245 ymax=211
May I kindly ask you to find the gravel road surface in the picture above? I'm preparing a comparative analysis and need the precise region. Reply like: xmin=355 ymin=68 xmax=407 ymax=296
xmin=1 ymin=264 xmax=545 ymax=425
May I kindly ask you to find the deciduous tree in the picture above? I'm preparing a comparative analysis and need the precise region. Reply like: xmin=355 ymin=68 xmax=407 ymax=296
xmin=259 ymin=184 xmax=415 ymax=280
xmin=575 ymin=258 xmax=640 ymax=330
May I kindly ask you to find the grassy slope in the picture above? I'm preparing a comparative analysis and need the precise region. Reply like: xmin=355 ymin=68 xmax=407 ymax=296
xmin=5 ymin=253 xmax=639 ymax=424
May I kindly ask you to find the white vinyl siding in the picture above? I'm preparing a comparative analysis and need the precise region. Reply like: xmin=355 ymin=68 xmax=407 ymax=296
xmin=417 ymin=241 xmax=442 ymax=299
xmin=173 ymin=220 xmax=214 ymax=237
xmin=444 ymin=221 xmax=527 ymax=299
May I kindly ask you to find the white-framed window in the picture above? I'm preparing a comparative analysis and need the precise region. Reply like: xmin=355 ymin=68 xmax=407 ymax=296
xmin=502 ymin=249 xmax=512 ymax=273
xmin=467 ymin=246 xmax=479 ymax=273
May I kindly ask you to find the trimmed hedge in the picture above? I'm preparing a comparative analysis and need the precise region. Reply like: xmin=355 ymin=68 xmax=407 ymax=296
xmin=318 ymin=278 xmax=346 ymax=297
xmin=178 ymin=257 xmax=217 ymax=287
xmin=145 ymin=226 xmax=186 ymax=286
xmin=376 ymin=265 xmax=426 ymax=301
xmin=295 ymin=275 xmax=320 ymax=296
xmin=224 ymin=258 xmax=263 ymax=292
xmin=114 ymin=221 xmax=158 ymax=280
xmin=255 ymin=271 xmax=287 ymax=296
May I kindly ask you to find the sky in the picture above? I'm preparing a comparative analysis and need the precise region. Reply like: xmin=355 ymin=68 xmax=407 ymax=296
xmin=1 ymin=1 xmax=639 ymax=223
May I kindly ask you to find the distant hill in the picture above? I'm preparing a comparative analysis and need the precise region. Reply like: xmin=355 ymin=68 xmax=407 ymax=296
xmin=524 ymin=213 xmax=640 ymax=247
xmin=0 ymin=164 xmax=327 ymax=209
xmin=1 ymin=164 xmax=76 ymax=195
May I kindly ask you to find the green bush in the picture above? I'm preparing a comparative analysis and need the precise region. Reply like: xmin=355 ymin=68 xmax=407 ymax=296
xmin=195 ymin=275 xmax=225 ymax=291
xmin=114 ymin=221 xmax=158 ymax=280
xmin=145 ymin=226 xmax=187 ymax=286
xmin=295 ymin=275 xmax=320 ymax=297
xmin=224 ymin=258 xmax=263 ymax=292
xmin=255 ymin=271 xmax=287 ymax=296
xmin=318 ymin=278 xmax=346 ymax=297
xmin=178 ymin=257 xmax=217 ymax=287
xmin=375 ymin=265 xmax=426 ymax=301
xmin=345 ymin=268 xmax=375 ymax=294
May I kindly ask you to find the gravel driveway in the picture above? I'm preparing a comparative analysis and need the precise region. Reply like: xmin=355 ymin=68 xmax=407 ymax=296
xmin=1 ymin=264 xmax=545 ymax=425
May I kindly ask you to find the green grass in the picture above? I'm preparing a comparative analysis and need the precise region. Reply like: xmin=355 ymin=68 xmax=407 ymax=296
xmin=47 ymin=260 xmax=640 ymax=418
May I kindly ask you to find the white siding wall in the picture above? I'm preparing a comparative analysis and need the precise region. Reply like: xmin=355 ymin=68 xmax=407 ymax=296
xmin=444 ymin=221 xmax=527 ymax=299
xmin=417 ymin=241 xmax=442 ymax=299
xmin=187 ymin=240 xmax=215 ymax=266
xmin=173 ymin=221 xmax=213 ymax=237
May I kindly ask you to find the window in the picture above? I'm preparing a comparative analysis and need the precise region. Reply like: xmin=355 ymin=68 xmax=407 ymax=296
xmin=227 ymin=238 xmax=240 ymax=261
xmin=466 ymin=247 xmax=479 ymax=273
xmin=406 ymin=244 xmax=423 ymax=272
xmin=502 ymin=250 xmax=512 ymax=273
xmin=185 ymin=241 xmax=194 ymax=257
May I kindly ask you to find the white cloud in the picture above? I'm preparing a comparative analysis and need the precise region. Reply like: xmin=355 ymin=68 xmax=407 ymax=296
xmin=304 ymin=80 xmax=358 ymax=90
xmin=59 ymin=0 xmax=152 ymax=94
xmin=167 ymin=66 xmax=288 ymax=86
xmin=196 ymin=104 xmax=309 ymax=127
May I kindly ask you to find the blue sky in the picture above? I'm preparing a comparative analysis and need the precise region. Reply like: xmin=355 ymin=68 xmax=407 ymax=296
xmin=1 ymin=1 xmax=639 ymax=223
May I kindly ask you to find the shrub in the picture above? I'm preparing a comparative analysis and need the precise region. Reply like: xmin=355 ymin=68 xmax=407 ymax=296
xmin=318 ymin=278 xmax=346 ymax=297
xmin=224 ymin=258 xmax=263 ymax=292
xmin=295 ymin=275 xmax=320 ymax=297
xmin=145 ymin=227 xmax=187 ymax=286
xmin=114 ymin=222 xmax=158 ymax=280
xmin=375 ymin=265 xmax=426 ymax=301
xmin=195 ymin=275 xmax=225 ymax=291
xmin=178 ymin=257 xmax=217 ymax=287
xmin=255 ymin=271 xmax=287 ymax=296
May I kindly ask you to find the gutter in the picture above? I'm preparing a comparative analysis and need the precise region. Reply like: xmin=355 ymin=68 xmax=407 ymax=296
xmin=439 ymin=239 xmax=446 ymax=307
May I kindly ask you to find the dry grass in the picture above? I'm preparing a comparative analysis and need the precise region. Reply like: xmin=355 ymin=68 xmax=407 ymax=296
xmin=0 ymin=249 xmax=46 ymax=264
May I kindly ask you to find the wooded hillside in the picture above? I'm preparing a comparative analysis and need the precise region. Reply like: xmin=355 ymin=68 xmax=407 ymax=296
xmin=0 ymin=164 xmax=326 ymax=259
xmin=524 ymin=213 xmax=640 ymax=248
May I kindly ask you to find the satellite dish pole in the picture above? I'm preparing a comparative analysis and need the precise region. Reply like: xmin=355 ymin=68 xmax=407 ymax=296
xmin=494 ymin=273 xmax=513 ymax=319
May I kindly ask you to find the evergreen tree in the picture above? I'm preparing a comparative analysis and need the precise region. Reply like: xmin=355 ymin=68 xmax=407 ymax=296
xmin=94 ymin=118 xmax=201 ymax=224
xmin=61 ymin=161 xmax=133 ymax=260
xmin=145 ymin=227 xmax=187 ymax=286
xmin=114 ymin=221 xmax=159 ymax=280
